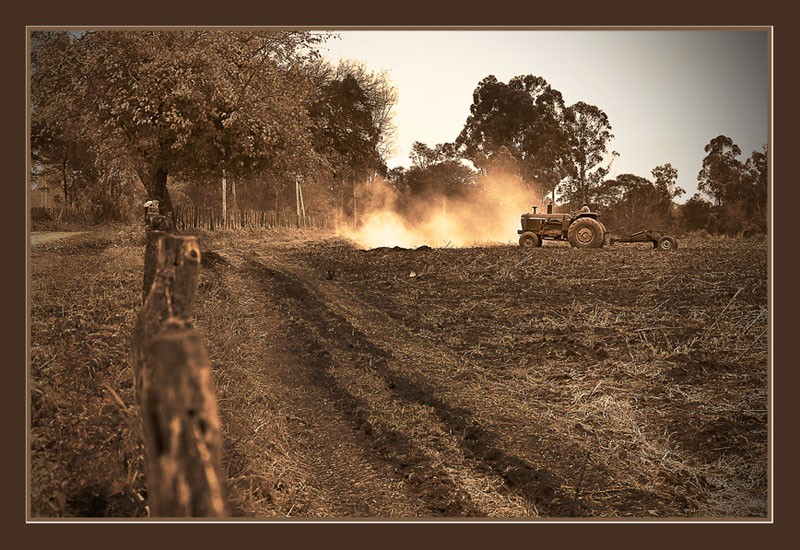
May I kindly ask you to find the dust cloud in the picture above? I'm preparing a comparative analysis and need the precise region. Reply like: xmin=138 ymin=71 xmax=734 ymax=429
xmin=339 ymin=176 xmax=543 ymax=249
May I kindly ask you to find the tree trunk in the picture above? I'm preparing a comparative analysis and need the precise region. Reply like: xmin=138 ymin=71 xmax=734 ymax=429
xmin=137 ymin=166 xmax=174 ymax=223
xmin=299 ymin=183 xmax=306 ymax=225
xmin=579 ymin=164 xmax=587 ymax=206
xmin=61 ymin=152 xmax=69 ymax=206
xmin=295 ymin=179 xmax=301 ymax=227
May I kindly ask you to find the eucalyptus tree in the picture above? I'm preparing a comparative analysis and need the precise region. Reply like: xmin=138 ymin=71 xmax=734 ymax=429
xmin=558 ymin=101 xmax=616 ymax=208
xmin=697 ymin=135 xmax=744 ymax=207
xmin=696 ymin=135 xmax=772 ymax=233
xmin=740 ymin=146 xmax=768 ymax=231
xmin=455 ymin=75 xmax=569 ymax=196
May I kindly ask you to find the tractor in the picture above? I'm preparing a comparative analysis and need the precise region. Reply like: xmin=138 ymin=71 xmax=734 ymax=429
xmin=517 ymin=203 xmax=677 ymax=250
xmin=518 ymin=204 xmax=606 ymax=249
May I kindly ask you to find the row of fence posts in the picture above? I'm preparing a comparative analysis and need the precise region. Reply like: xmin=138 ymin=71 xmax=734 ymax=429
xmin=31 ymin=205 xmax=330 ymax=232
xmin=173 ymin=206 xmax=331 ymax=231
xmin=130 ymin=204 xmax=228 ymax=517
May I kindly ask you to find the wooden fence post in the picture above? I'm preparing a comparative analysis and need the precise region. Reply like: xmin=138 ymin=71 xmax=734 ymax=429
xmin=131 ymin=234 xmax=228 ymax=517
xmin=142 ymin=229 xmax=166 ymax=300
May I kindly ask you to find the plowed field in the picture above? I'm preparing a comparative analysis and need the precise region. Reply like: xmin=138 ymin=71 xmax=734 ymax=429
xmin=29 ymin=229 xmax=769 ymax=519
xmin=196 ymin=231 xmax=769 ymax=518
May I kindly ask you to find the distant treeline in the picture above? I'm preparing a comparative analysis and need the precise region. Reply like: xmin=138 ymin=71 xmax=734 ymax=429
xmin=30 ymin=31 xmax=767 ymax=235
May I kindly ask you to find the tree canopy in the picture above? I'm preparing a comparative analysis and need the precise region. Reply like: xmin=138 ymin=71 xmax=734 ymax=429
xmin=31 ymin=30 xmax=396 ymax=222
xmin=455 ymin=75 xmax=569 ymax=195
xmin=694 ymin=136 xmax=768 ymax=233
xmin=454 ymin=75 xmax=616 ymax=207
xmin=30 ymin=35 xmax=766 ymax=236
xmin=559 ymin=101 xmax=616 ymax=207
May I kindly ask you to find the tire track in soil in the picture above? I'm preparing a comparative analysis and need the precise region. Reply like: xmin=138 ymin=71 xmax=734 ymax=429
xmin=244 ymin=260 xmax=483 ymax=517
xmin=209 ymin=263 xmax=437 ymax=516
xmin=250 ymin=252 xmax=578 ymax=517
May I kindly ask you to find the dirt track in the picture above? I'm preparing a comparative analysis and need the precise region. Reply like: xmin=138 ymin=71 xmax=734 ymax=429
xmin=30 ymin=231 xmax=84 ymax=246
xmin=199 ymin=242 xmax=500 ymax=516
xmin=193 ymin=232 xmax=769 ymax=518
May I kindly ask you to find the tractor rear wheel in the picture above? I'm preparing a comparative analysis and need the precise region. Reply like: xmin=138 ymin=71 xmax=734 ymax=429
xmin=657 ymin=236 xmax=677 ymax=251
xmin=567 ymin=218 xmax=605 ymax=248
xmin=519 ymin=231 xmax=540 ymax=249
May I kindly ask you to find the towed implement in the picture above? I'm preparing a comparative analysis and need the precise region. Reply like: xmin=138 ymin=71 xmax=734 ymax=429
xmin=609 ymin=230 xmax=677 ymax=251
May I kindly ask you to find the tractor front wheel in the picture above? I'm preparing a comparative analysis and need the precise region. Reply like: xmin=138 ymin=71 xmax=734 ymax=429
xmin=519 ymin=231 xmax=540 ymax=249
xmin=567 ymin=218 xmax=605 ymax=248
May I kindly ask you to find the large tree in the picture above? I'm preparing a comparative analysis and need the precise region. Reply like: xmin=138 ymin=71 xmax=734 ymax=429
xmin=697 ymin=135 xmax=743 ymax=207
xmin=331 ymin=59 xmax=398 ymax=162
xmin=31 ymin=30 xmax=326 ymax=220
xmin=739 ymin=146 xmax=768 ymax=231
xmin=455 ymin=75 xmax=568 ymax=195
xmin=309 ymin=73 xmax=382 ymax=182
xmin=696 ymin=136 xmax=770 ymax=234
xmin=558 ymin=101 xmax=616 ymax=207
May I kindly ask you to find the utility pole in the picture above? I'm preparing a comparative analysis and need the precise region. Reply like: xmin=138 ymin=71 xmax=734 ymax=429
xmin=221 ymin=169 xmax=227 ymax=226
xmin=295 ymin=177 xmax=307 ymax=227
xmin=295 ymin=177 xmax=300 ymax=226
xmin=299 ymin=180 xmax=306 ymax=227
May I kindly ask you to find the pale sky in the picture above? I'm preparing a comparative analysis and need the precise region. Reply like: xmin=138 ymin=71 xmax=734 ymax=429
xmin=320 ymin=29 xmax=769 ymax=201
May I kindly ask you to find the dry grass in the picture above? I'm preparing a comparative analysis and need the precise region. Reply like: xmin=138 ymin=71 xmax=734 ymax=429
xmin=29 ymin=227 xmax=148 ymax=517
xmin=188 ymin=243 xmax=304 ymax=517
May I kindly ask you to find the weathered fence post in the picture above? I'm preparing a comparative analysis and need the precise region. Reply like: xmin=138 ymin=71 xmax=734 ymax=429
xmin=142 ymin=203 xmax=169 ymax=299
xmin=142 ymin=229 xmax=167 ymax=299
xmin=131 ymin=232 xmax=228 ymax=517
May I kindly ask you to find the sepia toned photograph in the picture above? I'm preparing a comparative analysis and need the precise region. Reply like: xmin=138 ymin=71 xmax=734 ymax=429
xmin=27 ymin=27 xmax=770 ymax=521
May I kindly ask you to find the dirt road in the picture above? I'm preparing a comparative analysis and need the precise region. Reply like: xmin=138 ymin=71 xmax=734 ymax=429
xmin=30 ymin=232 xmax=84 ymax=246
xmin=199 ymin=242 xmax=514 ymax=517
